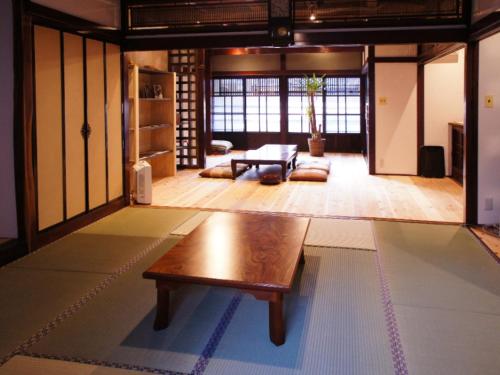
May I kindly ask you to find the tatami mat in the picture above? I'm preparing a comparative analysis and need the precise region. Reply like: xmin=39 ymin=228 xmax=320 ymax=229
xmin=373 ymin=221 xmax=500 ymax=375
xmin=205 ymin=247 xmax=393 ymax=375
xmin=27 ymin=241 xmax=215 ymax=374
xmin=0 ymin=355 xmax=145 ymax=375
xmin=8 ymin=208 xmax=197 ymax=274
xmin=0 ymin=268 xmax=107 ymax=358
xmin=372 ymin=222 xmax=500 ymax=314
xmin=304 ymin=218 xmax=376 ymax=250
xmin=395 ymin=305 xmax=500 ymax=375
xmin=27 ymin=246 xmax=394 ymax=375
xmin=170 ymin=211 xmax=213 ymax=236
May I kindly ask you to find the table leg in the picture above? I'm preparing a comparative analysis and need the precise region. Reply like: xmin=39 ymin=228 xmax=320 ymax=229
xmin=154 ymin=287 xmax=170 ymax=330
xmin=231 ymin=160 xmax=237 ymax=180
xmin=269 ymin=293 xmax=285 ymax=346
xmin=292 ymin=155 xmax=297 ymax=169
xmin=300 ymin=248 xmax=305 ymax=264
xmin=281 ymin=162 xmax=287 ymax=181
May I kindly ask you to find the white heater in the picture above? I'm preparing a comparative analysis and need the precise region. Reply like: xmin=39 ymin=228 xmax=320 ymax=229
xmin=133 ymin=161 xmax=152 ymax=204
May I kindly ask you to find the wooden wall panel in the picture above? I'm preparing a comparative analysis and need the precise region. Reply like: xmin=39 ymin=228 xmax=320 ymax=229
xmin=106 ymin=43 xmax=123 ymax=200
xmin=86 ymin=39 xmax=107 ymax=209
xmin=34 ymin=26 xmax=63 ymax=230
xmin=63 ymin=32 xmax=86 ymax=218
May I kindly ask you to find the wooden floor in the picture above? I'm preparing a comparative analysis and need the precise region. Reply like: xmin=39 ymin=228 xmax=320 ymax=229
xmin=152 ymin=152 xmax=464 ymax=223
xmin=471 ymin=227 xmax=500 ymax=259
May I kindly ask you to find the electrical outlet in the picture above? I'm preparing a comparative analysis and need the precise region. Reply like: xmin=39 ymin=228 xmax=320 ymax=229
xmin=485 ymin=95 xmax=494 ymax=108
xmin=485 ymin=198 xmax=494 ymax=211
xmin=379 ymin=97 xmax=388 ymax=106
xmin=380 ymin=158 xmax=385 ymax=168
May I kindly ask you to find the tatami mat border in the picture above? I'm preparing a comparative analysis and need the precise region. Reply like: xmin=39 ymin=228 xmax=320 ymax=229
xmin=372 ymin=224 xmax=409 ymax=375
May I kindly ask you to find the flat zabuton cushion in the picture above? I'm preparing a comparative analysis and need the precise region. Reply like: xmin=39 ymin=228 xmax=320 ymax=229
xmin=199 ymin=162 xmax=247 ymax=179
xmin=289 ymin=168 xmax=328 ymax=182
xmin=297 ymin=159 xmax=331 ymax=174
xmin=259 ymin=165 xmax=282 ymax=185
xmin=211 ymin=140 xmax=233 ymax=153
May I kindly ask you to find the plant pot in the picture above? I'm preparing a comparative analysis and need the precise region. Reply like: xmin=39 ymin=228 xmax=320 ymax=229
xmin=307 ymin=138 xmax=325 ymax=157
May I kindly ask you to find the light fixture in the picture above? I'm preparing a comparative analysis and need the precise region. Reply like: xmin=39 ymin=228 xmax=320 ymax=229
xmin=308 ymin=1 xmax=319 ymax=22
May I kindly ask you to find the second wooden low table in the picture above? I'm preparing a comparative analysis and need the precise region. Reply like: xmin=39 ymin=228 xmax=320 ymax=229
xmin=143 ymin=212 xmax=310 ymax=346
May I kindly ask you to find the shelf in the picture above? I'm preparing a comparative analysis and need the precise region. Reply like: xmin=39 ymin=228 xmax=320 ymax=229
xmin=139 ymin=149 xmax=172 ymax=161
xmin=139 ymin=67 xmax=169 ymax=75
xmin=139 ymin=98 xmax=171 ymax=102
xmin=130 ymin=124 xmax=171 ymax=131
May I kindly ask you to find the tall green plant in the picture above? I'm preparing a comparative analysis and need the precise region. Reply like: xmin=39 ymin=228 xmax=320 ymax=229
xmin=304 ymin=74 xmax=325 ymax=140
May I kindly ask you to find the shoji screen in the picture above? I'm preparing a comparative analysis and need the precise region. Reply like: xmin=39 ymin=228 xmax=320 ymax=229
xmin=34 ymin=26 xmax=64 ymax=230
xmin=63 ymin=32 xmax=86 ymax=219
xmin=106 ymin=43 xmax=124 ymax=201
xmin=33 ymin=25 xmax=123 ymax=231
xmin=86 ymin=39 xmax=107 ymax=210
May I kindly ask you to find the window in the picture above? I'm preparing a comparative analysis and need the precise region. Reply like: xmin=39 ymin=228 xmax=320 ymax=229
xmin=211 ymin=77 xmax=280 ymax=132
xmin=246 ymin=78 xmax=280 ymax=132
xmin=212 ymin=76 xmax=361 ymax=134
xmin=212 ymin=78 xmax=244 ymax=132
xmin=324 ymin=77 xmax=361 ymax=134
xmin=287 ymin=76 xmax=361 ymax=134
xmin=287 ymin=77 xmax=323 ymax=133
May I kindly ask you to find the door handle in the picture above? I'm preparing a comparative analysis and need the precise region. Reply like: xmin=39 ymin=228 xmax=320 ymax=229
xmin=80 ymin=123 xmax=92 ymax=139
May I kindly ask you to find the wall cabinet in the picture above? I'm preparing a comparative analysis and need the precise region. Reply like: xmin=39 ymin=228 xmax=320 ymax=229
xmin=33 ymin=25 xmax=123 ymax=231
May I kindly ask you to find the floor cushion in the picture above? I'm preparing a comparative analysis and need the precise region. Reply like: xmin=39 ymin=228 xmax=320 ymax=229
xmin=211 ymin=140 xmax=233 ymax=154
xmin=297 ymin=159 xmax=331 ymax=174
xmin=259 ymin=165 xmax=282 ymax=185
xmin=199 ymin=162 xmax=247 ymax=179
xmin=289 ymin=168 xmax=328 ymax=182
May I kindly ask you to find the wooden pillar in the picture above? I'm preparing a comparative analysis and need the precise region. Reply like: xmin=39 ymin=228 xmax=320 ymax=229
xmin=464 ymin=41 xmax=479 ymax=225
xmin=368 ymin=46 xmax=376 ymax=175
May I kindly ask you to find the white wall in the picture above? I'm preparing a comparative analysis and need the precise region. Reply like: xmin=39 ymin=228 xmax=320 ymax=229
xmin=478 ymin=33 xmax=500 ymax=225
xmin=375 ymin=63 xmax=418 ymax=174
xmin=424 ymin=49 xmax=465 ymax=175
xmin=0 ymin=0 xmax=17 ymax=238
xmin=33 ymin=0 xmax=120 ymax=28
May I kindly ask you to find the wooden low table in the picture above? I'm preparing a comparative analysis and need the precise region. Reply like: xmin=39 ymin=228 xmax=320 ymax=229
xmin=143 ymin=212 xmax=309 ymax=346
xmin=231 ymin=144 xmax=298 ymax=181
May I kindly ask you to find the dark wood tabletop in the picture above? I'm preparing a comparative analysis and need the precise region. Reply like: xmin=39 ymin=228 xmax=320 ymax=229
xmin=232 ymin=144 xmax=298 ymax=164
xmin=143 ymin=211 xmax=309 ymax=291
xmin=231 ymin=144 xmax=298 ymax=181
xmin=143 ymin=211 xmax=310 ymax=345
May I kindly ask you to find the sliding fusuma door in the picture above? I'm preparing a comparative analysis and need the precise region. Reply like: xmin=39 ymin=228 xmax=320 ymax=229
xmin=32 ymin=25 xmax=124 ymax=241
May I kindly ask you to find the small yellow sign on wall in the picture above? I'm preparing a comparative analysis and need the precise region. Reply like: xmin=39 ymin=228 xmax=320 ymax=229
xmin=485 ymin=95 xmax=494 ymax=108
xmin=379 ymin=97 xmax=388 ymax=106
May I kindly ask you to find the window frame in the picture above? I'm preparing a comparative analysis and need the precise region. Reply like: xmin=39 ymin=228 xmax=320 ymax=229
xmin=211 ymin=76 xmax=281 ymax=133
xmin=286 ymin=75 xmax=362 ymax=135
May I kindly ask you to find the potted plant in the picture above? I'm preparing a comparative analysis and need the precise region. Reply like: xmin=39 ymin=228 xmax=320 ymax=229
xmin=304 ymin=74 xmax=325 ymax=156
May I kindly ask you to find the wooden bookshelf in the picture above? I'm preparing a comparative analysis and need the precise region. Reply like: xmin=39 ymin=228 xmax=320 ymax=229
xmin=128 ymin=64 xmax=176 ymax=180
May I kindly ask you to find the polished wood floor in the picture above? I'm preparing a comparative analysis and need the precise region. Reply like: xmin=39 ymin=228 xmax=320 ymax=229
xmin=152 ymin=152 xmax=464 ymax=223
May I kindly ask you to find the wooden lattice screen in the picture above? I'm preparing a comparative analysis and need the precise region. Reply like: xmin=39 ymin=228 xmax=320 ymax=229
xmin=168 ymin=49 xmax=205 ymax=168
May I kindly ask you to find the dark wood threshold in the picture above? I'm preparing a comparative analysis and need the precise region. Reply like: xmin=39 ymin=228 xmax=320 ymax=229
xmin=467 ymin=226 xmax=500 ymax=263
xmin=144 ymin=205 xmax=464 ymax=226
